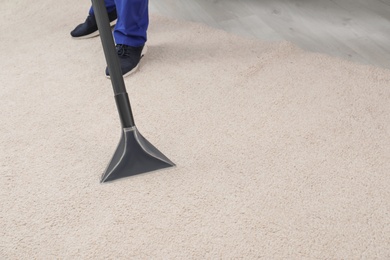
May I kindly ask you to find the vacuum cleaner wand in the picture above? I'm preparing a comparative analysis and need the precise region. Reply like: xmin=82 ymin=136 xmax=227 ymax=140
xmin=92 ymin=0 xmax=135 ymax=128
xmin=91 ymin=0 xmax=175 ymax=183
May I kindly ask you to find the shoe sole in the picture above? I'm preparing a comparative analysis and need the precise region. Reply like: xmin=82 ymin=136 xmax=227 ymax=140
xmin=71 ymin=19 xmax=117 ymax=39
xmin=105 ymin=45 xmax=148 ymax=79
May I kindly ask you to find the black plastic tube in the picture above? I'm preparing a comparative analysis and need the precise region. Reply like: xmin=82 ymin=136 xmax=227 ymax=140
xmin=91 ymin=0 xmax=135 ymax=127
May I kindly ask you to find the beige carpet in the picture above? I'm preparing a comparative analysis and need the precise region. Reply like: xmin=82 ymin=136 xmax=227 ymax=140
xmin=1 ymin=1 xmax=390 ymax=259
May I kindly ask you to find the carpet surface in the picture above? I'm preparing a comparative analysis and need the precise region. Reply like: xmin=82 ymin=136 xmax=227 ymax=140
xmin=1 ymin=1 xmax=390 ymax=259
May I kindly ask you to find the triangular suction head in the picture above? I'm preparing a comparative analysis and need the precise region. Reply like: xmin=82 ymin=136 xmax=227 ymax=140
xmin=101 ymin=127 xmax=175 ymax=183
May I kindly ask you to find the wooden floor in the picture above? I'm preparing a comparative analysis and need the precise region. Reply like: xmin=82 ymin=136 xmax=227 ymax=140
xmin=150 ymin=0 xmax=390 ymax=69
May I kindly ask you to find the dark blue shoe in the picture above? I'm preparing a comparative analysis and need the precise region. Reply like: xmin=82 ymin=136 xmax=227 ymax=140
xmin=105 ymin=44 xmax=147 ymax=78
xmin=70 ymin=10 xmax=117 ymax=39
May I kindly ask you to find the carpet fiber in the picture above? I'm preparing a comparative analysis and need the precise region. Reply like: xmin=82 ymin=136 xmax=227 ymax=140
xmin=1 ymin=1 xmax=390 ymax=258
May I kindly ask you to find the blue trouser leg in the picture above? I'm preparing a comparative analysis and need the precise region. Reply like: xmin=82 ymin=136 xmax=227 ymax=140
xmin=113 ymin=0 xmax=149 ymax=47
xmin=89 ymin=0 xmax=148 ymax=47
xmin=89 ymin=0 xmax=116 ymax=15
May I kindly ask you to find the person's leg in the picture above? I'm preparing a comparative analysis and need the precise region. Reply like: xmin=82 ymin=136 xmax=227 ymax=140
xmin=104 ymin=0 xmax=149 ymax=78
xmin=113 ymin=0 xmax=149 ymax=47
xmin=70 ymin=0 xmax=117 ymax=39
